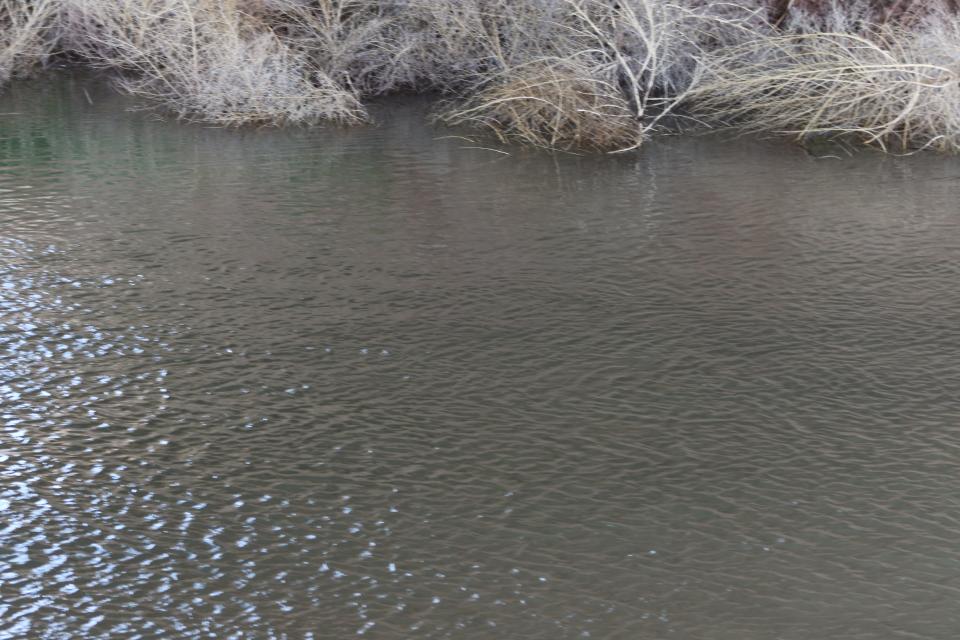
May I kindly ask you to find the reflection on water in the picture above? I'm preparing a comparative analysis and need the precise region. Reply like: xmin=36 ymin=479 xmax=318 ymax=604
xmin=2 ymin=75 xmax=960 ymax=639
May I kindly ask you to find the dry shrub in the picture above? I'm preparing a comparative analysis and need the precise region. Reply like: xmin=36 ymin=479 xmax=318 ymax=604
xmin=399 ymin=0 xmax=571 ymax=91
xmin=57 ymin=0 xmax=367 ymax=125
xmin=687 ymin=9 xmax=960 ymax=151
xmin=440 ymin=57 xmax=642 ymax=151
xmin=0 ymin=0 xmax=59 ymax=84
xmin=437 ymin=0 xmax=764 ymax=151
xmin=768 ymin=0 xmax=960 ymax=27
xmin=5 ymin=0 xmax=960 ymax=152
xmin=566 ymin=0 xmax=765 ymax=101
xmin=275 ymin=0 xmax=403 ymax=95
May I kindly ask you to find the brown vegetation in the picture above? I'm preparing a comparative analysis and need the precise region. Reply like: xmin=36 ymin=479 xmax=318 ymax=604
xmin=0 ymin=0 xmax=959 ymax=152
xmin=690 ymin=4 xmax=960 ymax=151
xmin=0 ymin=0 xmax=58 ymax=83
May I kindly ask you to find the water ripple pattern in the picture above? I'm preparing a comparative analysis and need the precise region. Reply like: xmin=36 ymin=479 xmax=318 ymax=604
xmin=1 ymin=78 xmax=960 ymax=639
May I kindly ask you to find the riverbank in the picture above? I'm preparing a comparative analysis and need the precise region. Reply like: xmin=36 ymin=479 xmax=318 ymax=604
xmin=3 ymin=0 xmax=959 ymax=152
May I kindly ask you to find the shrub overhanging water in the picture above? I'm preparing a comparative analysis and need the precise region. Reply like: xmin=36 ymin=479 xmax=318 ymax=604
xmin=1 ymin=0 xmax=959 ymax=152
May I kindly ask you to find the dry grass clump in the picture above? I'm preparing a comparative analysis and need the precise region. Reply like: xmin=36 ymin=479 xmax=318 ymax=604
xmin=687 ymin=8 xmax=960 ymax=151
xmin=0 ymin=0 xmax=59 ymax=84
xmin=57 ymin=0 xmax=368 ymax=125
xmin=441 ymin=57 xmax=642 ymax=151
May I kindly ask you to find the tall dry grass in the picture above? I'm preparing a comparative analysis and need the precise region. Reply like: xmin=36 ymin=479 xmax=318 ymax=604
xmin=689 ymin=5 xmax=960 ymax=151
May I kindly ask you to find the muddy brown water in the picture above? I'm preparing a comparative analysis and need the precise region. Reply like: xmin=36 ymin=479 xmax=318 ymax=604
xmin=2 ymin=76 xmax=960 ymax=639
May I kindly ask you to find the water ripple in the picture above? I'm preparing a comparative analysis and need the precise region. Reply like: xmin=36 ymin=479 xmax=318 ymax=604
xmin=1 ymin=80 xmax=960 ymax=639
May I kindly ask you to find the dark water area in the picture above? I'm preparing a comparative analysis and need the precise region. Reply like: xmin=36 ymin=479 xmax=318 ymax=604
xmin=2 ymin=76 xmax=960 ymax=639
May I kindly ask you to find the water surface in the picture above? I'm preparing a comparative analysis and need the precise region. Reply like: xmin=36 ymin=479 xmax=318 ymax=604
xmin=2 ymin=76 xmax=960 ymax=639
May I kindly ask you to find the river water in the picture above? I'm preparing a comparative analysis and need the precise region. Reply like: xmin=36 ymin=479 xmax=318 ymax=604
xmin=2 ymin=76 xmax=960 ymax=639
